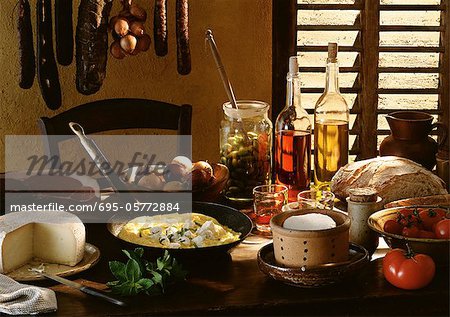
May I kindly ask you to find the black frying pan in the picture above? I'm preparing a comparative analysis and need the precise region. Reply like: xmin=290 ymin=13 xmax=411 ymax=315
xmin=107 ymin=201 xmax=253 ymax=256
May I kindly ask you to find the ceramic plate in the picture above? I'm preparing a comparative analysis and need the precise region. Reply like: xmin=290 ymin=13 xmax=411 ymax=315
xmin=258 ymin=242 xmax=369 ymax=288
xmin=7 ymin=243 xmax=100 ymax=282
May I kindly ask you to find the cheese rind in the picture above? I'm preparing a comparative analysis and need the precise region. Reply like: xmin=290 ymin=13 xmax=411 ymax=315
xmin=0 ymin=211 xmax=85 ymax=274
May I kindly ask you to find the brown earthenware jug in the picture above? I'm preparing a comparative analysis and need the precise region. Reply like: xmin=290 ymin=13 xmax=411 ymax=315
xmin=380 ymin=111 xmax=448 ymax=170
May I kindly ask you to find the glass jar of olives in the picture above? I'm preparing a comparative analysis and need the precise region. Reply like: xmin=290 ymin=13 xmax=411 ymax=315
xmin=220 ymin=100 xmax=272 ymax=202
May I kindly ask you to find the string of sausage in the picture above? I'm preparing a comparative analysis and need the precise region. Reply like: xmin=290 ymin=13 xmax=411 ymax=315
xmin=37 ymin=0 xmax=62 ymax=110
xmin=154 ymin=0 xmax=168 ymax=57
xmin=176 ymin=0 xmax=191 ymax=75
xmin=75 ymin=0 xmax=113 ymax=95
xmin=18 ymin=0 xmax=35 ymax=89
xmin=55 ymin=0 xmax=74 ymax=66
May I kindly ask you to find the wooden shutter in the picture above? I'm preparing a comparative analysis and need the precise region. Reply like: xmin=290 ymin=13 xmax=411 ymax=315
xmin=272 ymin=0 xmax=449 ymax=160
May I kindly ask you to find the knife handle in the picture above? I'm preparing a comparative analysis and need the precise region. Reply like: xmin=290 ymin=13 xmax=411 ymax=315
xmin=80 ymin=286 xmax=127 ymax=307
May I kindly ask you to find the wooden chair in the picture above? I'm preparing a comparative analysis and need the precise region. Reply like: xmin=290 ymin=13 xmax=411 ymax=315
xmin=38 ymin=98 xmax=192 ymax=159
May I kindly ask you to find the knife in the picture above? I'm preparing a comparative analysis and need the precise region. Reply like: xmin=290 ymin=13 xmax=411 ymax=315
xmin=41 ymin=273 xmax=127 ymax=307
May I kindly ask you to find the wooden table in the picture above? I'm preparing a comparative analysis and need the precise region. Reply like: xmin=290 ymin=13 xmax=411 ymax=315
xmin=31 ymin=224 xmax=449 ymax=316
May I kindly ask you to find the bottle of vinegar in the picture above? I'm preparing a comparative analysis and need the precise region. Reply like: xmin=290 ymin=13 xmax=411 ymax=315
xmin=314 ymin=43 xmax=349 ymax=190
xmin=275 ymin=56 xmax=312 ymax=201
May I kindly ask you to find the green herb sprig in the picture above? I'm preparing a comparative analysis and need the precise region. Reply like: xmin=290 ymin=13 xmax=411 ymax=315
xmin=106 ymin=248 xmax=187 ymax=296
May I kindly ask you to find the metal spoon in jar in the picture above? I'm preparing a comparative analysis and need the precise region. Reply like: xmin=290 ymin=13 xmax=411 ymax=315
xmin=205 ymin=29 xmax=250 ymax=144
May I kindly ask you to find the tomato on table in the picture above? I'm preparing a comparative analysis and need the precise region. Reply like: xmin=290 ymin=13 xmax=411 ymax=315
xmin=383 ymin=248 xmax=435 ymax=290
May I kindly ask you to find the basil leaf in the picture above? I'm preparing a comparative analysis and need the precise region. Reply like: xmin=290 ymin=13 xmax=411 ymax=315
xmin=156 ymin=258 xmax=165 ymax=270
xmin=125 ymin=258 xmax=142 ymax=282
xmin=109 ymin=281 xmax=139 ymax=296
xmin=109 ymin=261 xmax=127 ymax=281
xmin=151 ymin=270 xmax=164 ymax=290
xmin=137 ymin=278 xmax=154 ymax=290
xmin=107 ymin=248 xmax=187 ymax=297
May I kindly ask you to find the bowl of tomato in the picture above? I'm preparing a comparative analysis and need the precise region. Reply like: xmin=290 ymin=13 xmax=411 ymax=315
xmin=368 ymin=206 xmax=450 ymax=264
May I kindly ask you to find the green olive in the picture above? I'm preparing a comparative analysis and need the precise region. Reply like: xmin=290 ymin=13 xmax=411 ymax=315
xmin=222 ymin=143 xmax=233 ymax=154
xmin=237 ymin=147 xmax=250 ymax=157
xmin=228 ymin=150 xmax=238 ymax=159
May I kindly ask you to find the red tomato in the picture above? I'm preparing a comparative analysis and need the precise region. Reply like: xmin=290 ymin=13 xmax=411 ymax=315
xmin=402 ymin=225 xmax=420 ymax=238
xmin=419 ymin=208 xmax=446 ymax=231
xmin=398 ymin=208 xmax=414 ymax=218
xmin=383 ymin=220 xmax=403 ymax=235
xmin=396 ymin=208 xmax=421 ymax=227
xmin=418 ymin=230 xmax=435 ymax=239
xmin=383 ymin=248 xmax=435 ymax=290
xmin=434 ymin=219 xmax=450 ymax=239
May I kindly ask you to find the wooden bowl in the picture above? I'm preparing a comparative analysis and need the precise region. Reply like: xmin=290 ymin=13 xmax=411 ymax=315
xmin=257 ymin=242 xmax=369 ymax=288
xmin=270 ymin=209 xmax=350 ymax=267
xmin=368 ymin=206 xmax=450 ymax=264
xmin=121 ymin=163 xmax=229 ymax=202
xmin=192 ymin=163 xmax=229 ymax=202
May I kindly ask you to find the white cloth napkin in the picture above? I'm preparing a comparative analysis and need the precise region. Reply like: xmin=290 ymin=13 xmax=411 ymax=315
xmin=0 ymin=274 xmax=57 ymax=315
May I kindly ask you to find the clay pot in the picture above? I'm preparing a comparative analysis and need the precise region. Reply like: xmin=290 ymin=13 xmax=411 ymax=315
xmin=380 ymin=111 xmax=448 ymax=170
xmin=270 ymin=209 xmax=350 ymax=268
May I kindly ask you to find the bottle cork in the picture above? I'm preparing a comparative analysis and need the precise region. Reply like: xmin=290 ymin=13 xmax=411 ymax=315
xmin=328 ymin=42 xmax=338 ymax=62
xmin=289 ymin=56 xmax=299 ymax=74
xmin=348 ymin=187 xmax=378 ymax=203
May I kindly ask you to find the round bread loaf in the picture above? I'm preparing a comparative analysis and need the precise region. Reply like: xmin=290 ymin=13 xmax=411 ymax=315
xmin=331 ymin=156 xmax=448 ymax=204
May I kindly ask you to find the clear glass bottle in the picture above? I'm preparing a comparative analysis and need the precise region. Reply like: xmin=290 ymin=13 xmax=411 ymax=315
xmin=314 ymin=43 xmax=349 ymax=190
xmin=220 ymin=101 xmax=272 ymax=202
xmin=275 ymin=56 xmax=312 ymax=201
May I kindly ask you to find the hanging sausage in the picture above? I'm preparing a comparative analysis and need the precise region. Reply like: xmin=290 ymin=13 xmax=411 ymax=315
xmin=75 ymin=0 xmax=113 ymax=95
xmin=176 ymin=0 xmax=191 ymax=75
xmin=154 ymin=0 xmax=168 ymax=57
xmin=55 ymin=0 xmax=74 ymax=66
xmin=37 ymin=0 xmax=62 ymax=110
xmin=18 ymin=0 xmax=35 ymax=89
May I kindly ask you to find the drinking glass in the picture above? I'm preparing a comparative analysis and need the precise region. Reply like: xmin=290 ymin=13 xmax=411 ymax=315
xmin=297 ymin=189 xmax=335 ymax=209
xmin=253 ymin=184 xmax=288 ymax=233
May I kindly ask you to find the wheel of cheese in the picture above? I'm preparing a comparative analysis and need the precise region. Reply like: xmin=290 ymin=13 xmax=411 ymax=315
xmin=0 ymin=211 xmax=85 ymax=274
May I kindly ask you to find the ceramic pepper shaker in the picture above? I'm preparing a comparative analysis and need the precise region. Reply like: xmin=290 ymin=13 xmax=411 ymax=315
xmin=346 ymin=187 xmax=382 ymax=257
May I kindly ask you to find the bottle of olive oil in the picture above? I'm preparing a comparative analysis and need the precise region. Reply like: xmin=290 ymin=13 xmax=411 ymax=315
xmin=275 ymin=56 xmax=312 ymax=201
xmin=314 ymin=43 xmax=349 ymax=190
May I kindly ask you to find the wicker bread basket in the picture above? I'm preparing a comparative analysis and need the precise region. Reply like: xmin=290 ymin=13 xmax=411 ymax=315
xmin=270 ymin=209 xmax=350 ymax=267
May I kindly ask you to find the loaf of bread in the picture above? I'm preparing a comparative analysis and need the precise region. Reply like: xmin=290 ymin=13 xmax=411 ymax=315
xmin=331 ymin=156 xmax=448 ymax=204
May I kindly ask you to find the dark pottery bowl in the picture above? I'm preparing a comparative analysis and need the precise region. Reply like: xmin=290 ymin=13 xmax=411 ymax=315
xmin=257 ymin=242 xmax=369 ymax=288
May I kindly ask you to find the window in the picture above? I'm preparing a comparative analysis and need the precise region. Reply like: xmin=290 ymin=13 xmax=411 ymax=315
xmin=272 ymin=0 xmax=449 ymax=161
